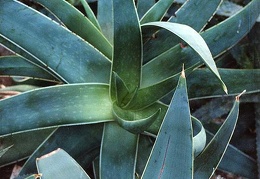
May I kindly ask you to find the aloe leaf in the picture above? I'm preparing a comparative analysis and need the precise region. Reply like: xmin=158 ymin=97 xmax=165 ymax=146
xmin=194 ymin=92 xmax=243 ymax=178
xmin=0 ymin=0 xmax=111 ymax=83
xmin=97 ymin=0 xmax=113 ymax=44
xmin=0 ymin=145 xmax=13 ymax=158
xmin=140 ymin=0 xmax=175 ymax=24
xmin=111 ymin=0 xmax=142 ymax=100
xmin=125 ymin=74 xmax=180 ymax=110
xmin=19 ymin=124 xmax=103 ymax=176
xmin=110 ymin=72 xmax=130 ymax=105
xmin=79 ymin=0 xmax=101 ymax=30
xmin=205 ymin=131 xmax=257 ymax=179
xmin=0 ymin=36 xmax=48 ymax=69
xmin=0 ymin=85 xmax=39 ymax=93
xmin=113 ymin=103 xmax=161 ymax=133
xmin=100 ymin=122 xmax=138 ymax=178
xmin=36 ymin=148 xmax=90 ymax=179
xmin=142 ymin=0 xmax=259 ymax=89
xmin=34 ymin=0 xmax=111 ymax=59
xmin=24 ymin=174 xmax=41 ymax=179
xmin=136 ymin=135 xmax=154 ymax=177
xmin=0 ymin=56 xmax=57 ymax=81
xmin=136 ymin=117 xmax=206 ymax=176
xmin=137 ymin=0 xmax=155 ymax=19
xmin=142 ymin=70 xmax=193 ymax=178
xmin=192 ymin=116 xmax=206 ymax=157
xmin=92 ymin=157 xmax=100 ymax=179
xmin=0 ymin=129 xmax=54 ymax=167
xmin=0 ymin=37 xmax=64 ymax=82
xmin=170 ymin=0 xmax=223 ymax=32
xmin=143 ymin=0 xmax=223 ymax=60
xmin=202 ymin=0 xmax=260 ymax=57
xmin=187 ymin=68 xmax=260 ymax=98
xmin=142 ymin=22 xmax=227 ymax=93
xmin=0 ymin=84 xmax=112 ymax=136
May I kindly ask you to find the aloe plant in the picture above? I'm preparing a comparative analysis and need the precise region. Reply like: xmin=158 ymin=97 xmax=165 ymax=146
xmin=0 ymin=0 xmax=259 ymax=178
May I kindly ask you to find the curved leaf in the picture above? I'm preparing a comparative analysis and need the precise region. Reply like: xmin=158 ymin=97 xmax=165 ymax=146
xmin=113 ymin=103 xmax=161 ymax=133
xmin=0 ymin=84 xmax=112 ymax=136
xmin=142 ymin=0 xmax=259 ymax=90
xmin=192 ymin=116 xmax=206 ymax=157
xmin=143 ymin=0 xmax=223 ymax=60
xmin=142 ymin=22 xmax=227 ymax=93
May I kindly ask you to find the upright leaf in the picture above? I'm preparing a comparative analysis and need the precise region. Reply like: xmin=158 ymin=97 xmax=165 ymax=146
xmin=142 ymin=70 xmax=193 ymax=178
xmin=207 ymin=131 xmax=258 ymax=179
xmin=111 ymin=0 xmax=142 ymax=102
xmin=194 ymin=91 xmax=244 ymax=178
xmin=100 ymin=122 xmax=138 ymax=178
xmin=137 ymin=0 xmax=155 ymax=19
xmin=140 ymin=0 xmax=175 ymax=24
xmin=79 ymin=0 xmax=101 ymax=30
xmin=97 ymin=0 xmax=113 ymax=44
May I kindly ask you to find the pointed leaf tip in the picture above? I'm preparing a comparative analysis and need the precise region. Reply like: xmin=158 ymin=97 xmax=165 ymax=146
xmin=236 ymin=90 xmax=246 ymax=101
xmin=223 ymin=84 xmax=228 ymax=94
xmin=181 ymin=64 xmax=185 ymax=78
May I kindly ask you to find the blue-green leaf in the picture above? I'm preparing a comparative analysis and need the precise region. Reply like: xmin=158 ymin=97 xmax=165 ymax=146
xmin=194 ymin=91 xmax=243 ymax=178
xmin=137 ymin=0 xmax=155 ymax=19
xmin=100 ymin=122 xmax=138 ymax=178
xmin=0 ymin=0 xmax=111 ymax=83
xmin=19 ymin=124 xmax=103 ymax=176
xmin=142 ymin=70 xmax=193 ymax=178
xmin=97 ymin=0 xmax=113 ymax=44
xmin=0 ymin=56 xmax=57 ymax=81
xmin=79 ymin=0 xmax=101 ymax=30
xmin=142 ymin=22 xmax=227 ymax=93
xmin=113 ymin=103 xmax=161 ymax=133
xmin=36 ymin=148 xmax=90 ymax=179
xmin=35 ymin=0 xmax=111 ymax=59
xmin=0 ymin=84 xmax=112 ymax=136
xmin=140 ymin=0 xmax=175 ymax=24
xmin=111 ymin=0 xmax=142 ymax=100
